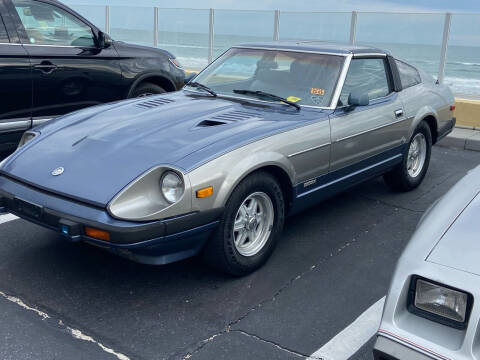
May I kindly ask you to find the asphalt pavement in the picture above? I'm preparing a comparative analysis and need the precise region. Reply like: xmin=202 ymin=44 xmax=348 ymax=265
xmin=0 ymin=146 xmax=479 ymax=360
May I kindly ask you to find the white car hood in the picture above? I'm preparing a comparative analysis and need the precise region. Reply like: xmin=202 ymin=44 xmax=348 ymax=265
xmin=427 ymin=192 xmax=480 ymax=275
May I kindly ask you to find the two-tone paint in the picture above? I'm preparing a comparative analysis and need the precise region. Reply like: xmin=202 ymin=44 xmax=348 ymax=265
xmin=0 ymin=41 xmax=456 ymax=264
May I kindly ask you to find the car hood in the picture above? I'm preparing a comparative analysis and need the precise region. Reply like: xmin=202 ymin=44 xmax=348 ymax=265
xmin=427 ymin=191 xmax=480 ymax=275
xmin=1 ymin=92 xmax=326 ymax=207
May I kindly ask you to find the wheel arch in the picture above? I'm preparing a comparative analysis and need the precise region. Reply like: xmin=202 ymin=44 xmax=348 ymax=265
xmin=127 ymin=73 xmax=177 ymax=98
xmin=422 ymin=115 xmax=438 ymax=144
xmin=235 ymin=164 xmax=294 ymax=214
xmin=189 ymin=151 xmax=296 ymax=214
xmin=409 ymin=106 xmax=439 ymax=144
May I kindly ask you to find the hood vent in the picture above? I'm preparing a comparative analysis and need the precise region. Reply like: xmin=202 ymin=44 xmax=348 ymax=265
xmin=209 ymin=110 xmax=261 ymax=122
xmin=197 ymin=120 xmax=227 ymax=127
xmin=195 ymin=110 xmax=262 ymax=129
xmin=135 ymin=97 xmax=175 ymax=109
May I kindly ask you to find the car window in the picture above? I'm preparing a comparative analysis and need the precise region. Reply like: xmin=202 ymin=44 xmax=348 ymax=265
xmin=0 ymin=15 xmax=9 ymax=43
xmin=13 ymin=0 xmax=95 ymax=47
xmin=339 ymin=58 xmax=391 ymax=106
xmin=193 ymin=48 xmax=345 ymax=108
xmin=396 ymin=59 xmax=421 ymax=89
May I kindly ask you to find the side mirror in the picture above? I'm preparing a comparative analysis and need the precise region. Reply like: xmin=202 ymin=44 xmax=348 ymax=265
xmin=347 ymin=90 xmax=369 ymax=108
xmin=97 ymin=31 xmax=112 ymax=49
xmin=184 ymin=72 xmax=198 ymax=85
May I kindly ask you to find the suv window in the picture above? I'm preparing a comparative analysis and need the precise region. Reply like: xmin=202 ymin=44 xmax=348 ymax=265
xmin=0 ymin=15 xmax=9 ymax=43
xmin=13 ymin=0 xmax=95 ymax=47
xmin=396 ymin=59 xmax=421 ymax=89
xmin=339 ymin=58 xmax=391 ymax=106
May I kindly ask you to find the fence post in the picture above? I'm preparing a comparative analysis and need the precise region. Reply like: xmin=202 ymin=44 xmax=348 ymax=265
xmin=438 ymin=13 xmax=452 ymax=84
xmin=349 ymin=11 xmax=357 ymax=44
xmin=273 ymin=10 xmax=280 ymax=40
xmin=208 ymin=9 xmax=215 ymax=64
xmin=105 ymin=5 xmax=110 ymax=33
xmin=153 ymin=7 xmax=159 ymax=47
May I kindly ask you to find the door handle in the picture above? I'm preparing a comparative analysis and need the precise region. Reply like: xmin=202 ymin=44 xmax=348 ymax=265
xmin=34 ymin=61 xmax=58 ymax=74
xmin=394 ymin=109 xmax=404 ymax=118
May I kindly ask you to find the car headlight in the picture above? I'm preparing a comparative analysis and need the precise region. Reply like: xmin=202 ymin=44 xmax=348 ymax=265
xmin=409 ymin=276 xmax=472 ymax=328
xmin=160 ymin=171 xmax=184 ymax=204
xmin=17 ymin=131 xmax=38 ymax=148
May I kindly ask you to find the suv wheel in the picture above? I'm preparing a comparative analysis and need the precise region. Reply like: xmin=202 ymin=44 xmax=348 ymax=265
xmin=131 ymin=82 xmax=166 ymax=98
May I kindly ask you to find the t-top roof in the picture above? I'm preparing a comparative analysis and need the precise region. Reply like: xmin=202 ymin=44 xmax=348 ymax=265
xmin=234 ymin=40 xmax=389 ymax=55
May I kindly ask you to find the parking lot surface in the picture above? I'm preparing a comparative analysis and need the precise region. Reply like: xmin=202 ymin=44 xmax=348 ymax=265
xmin=0 ymin=146 xmax=478 ymax=360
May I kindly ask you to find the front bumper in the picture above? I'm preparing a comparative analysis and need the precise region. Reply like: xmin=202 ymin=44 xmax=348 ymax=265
xmin=0 ymin=175 xmax=222 ymax=264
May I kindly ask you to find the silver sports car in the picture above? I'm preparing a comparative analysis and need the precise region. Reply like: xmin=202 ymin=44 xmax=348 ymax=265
xmin=374 ymin=164 xmax=480 ymax=360
xmin=0 ymin=41 xmax=456 ymax=275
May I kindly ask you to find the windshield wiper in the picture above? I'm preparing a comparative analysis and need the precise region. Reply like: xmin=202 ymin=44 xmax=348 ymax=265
xmin=186 ymin=82 xmax=217 ymax=97
xmin=233 ymin=89 xmax=300 ymax=110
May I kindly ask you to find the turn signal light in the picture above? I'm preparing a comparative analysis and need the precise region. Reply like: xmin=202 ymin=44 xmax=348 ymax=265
xmin=196 ymin=186 xmax=213 ymax=198
xmin=450 ymin=105 xmax=456 ymax=111
xmin=85 ymin=227 xmax=110 ymax=241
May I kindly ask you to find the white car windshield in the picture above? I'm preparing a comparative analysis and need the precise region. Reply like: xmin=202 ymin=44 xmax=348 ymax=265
xmin=190 ymin=47 xmax=345 ymax=108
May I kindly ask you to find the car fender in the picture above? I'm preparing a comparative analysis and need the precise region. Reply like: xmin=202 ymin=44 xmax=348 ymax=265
xmin=407 ymin=105 xmax=439 ymax=141
xmin=188 ymin=149 xmax=295 ymax=212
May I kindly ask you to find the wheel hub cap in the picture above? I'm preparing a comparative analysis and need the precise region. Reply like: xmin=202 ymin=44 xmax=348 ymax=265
xmin=233 ymin=192 xmax=274 ymax=257
xmin=407 ymin=133 xmax=427 ymax=178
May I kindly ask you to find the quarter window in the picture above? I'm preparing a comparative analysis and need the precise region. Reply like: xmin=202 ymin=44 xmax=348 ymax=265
xmin=339 ymin=58 xmax=391 ymax=106
xmin=396 ymin=59 xmax=421 ymax=89
xmin=0 ymin=15 xmax=9 ymax=43
xmin=13 ymin=0 xmax=95 ymax=47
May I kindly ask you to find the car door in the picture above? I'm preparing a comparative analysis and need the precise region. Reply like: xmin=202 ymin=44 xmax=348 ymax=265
xmin=0 ymin=1 xmax=32 ymax=157
xmin=7 ymin=0 xmax=122 ymax=125
xmin=329 ymin=56 xmax=407 ymax=173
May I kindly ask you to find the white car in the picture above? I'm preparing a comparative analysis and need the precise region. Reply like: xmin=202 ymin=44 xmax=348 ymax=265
xmin=374 ymin=165 xmax=480 ymax=360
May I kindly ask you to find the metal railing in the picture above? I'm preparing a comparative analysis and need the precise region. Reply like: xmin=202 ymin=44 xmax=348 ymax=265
xmin=71 ymin=6 xmax=480 ymax=96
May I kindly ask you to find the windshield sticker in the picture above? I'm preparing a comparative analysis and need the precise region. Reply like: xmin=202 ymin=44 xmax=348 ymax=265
xmin=286 ymin=96 xmax=302 ymax=103
xmin=310 ymin=94 xmax=324 ymax=105
xmin=311 ymin=88 xmax=325 ymax=96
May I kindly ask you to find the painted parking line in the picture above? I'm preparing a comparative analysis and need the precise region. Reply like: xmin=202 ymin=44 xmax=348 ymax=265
xmin=0 ymin=213 xmax=18 ymax=225
xmin=0 ymin=290 xmax=130 ymax=360
xmin=309 ymin=297 xmax=385 ymax=360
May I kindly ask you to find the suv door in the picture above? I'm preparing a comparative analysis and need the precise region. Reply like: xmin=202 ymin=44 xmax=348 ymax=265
xmin=7 ymin=0 xmax=122 ymax=125
xmin=0 ymin=1 xmax=32 ymax=157
xmin=330 ymin=56 xmax=407 ymax=173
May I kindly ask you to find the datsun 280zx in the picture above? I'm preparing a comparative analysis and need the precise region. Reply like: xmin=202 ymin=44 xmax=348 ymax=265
xmin=0 ymin=41 xmax=456 ymax=275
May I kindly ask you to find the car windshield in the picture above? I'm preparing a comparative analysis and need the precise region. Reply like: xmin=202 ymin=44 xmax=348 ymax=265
xmin=190 ymin=48 xmax=345 ymax=108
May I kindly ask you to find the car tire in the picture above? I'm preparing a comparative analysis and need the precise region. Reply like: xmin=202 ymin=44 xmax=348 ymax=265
xmin=203 ymin=171 xmax=285 ymax=276
xmin=130 ymin=82 xmax=166 ymax=98
xmin=384 ymin=121 xmax=432 ymax=192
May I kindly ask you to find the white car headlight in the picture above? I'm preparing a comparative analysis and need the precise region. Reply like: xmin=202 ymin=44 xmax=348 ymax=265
xmin=160 ymin=171 xmax=184 ymax=204
xmin=410 ymin=277 xmax=471 ymax=328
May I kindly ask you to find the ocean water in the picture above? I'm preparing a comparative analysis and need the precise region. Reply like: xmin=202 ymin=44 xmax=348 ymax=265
xmin=108 ymin=27 xmax=480 ymax=97
xmin=71 ymin=5 xmax=480 ymax=97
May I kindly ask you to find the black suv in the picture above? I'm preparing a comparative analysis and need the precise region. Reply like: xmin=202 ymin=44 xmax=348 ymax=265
xmin=0 ymin=0 xmax=185 ymax=157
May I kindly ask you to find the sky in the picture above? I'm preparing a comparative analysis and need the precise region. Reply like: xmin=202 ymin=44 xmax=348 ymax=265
xmin=63 ymin=0 xmax=480 ymax=12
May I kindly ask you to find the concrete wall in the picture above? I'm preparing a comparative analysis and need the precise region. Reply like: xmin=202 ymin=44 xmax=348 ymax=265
xmin=454 ymin=98 xmax=480 ymax=129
